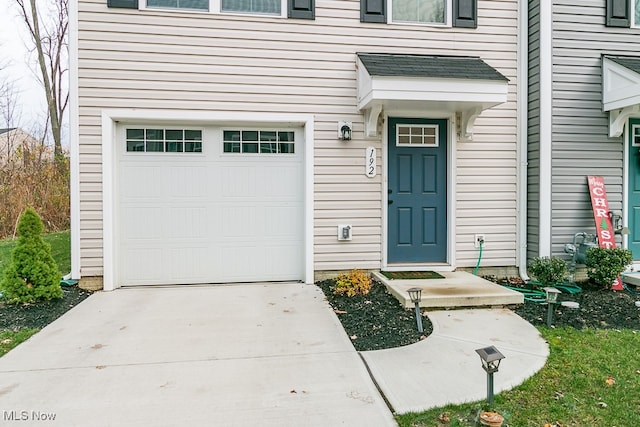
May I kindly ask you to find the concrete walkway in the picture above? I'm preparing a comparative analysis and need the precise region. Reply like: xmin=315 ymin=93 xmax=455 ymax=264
xmin=0 ymin=284 xmax=396 ymax=426
xmin=361 ymin=308 xmax=549 ymax=414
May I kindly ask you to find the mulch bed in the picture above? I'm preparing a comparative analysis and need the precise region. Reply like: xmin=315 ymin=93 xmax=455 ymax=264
xmin=316 ymin=279 xmax=431 ymax=351
xmin=492 ymin=276 xmax=640 ymax=330
xmin=318 ymin=276 xmax=640 ymax=352
xmin=0 ymin=286 xmax=93 ymax=330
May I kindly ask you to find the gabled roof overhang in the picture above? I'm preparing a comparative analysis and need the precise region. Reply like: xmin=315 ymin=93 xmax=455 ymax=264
xmin=602 ymin=55 xmax=640 ymax=137
xmin=356 ymin=53 xmax=509 ymax=140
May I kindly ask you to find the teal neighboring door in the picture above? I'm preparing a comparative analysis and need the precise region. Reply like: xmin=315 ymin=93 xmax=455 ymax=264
xmin=387 ymin=118 xmax=447 ymax=263
xmin=628 ymin=118 xmax=640 ymax=259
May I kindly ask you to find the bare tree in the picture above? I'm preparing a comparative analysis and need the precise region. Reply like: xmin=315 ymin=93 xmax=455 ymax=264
xmin=15 ymin=0 xmax=68 ymax=160
xmin=0 ymin=60 xmax=22 ymax=161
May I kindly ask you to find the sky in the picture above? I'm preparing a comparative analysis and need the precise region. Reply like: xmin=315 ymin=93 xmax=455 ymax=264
xmin=0 ymin=1 xmax=58 ymax=142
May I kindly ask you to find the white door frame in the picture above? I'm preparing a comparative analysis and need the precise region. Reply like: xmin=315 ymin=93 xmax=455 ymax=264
xmin=100 ymin=109 xmax=315 ymax=290
xmin=381 ymin=110 xmax=457 ymax=271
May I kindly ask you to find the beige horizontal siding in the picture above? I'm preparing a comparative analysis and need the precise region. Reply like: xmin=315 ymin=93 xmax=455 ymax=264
xmin=77 ymin=0 xmax=518 ymax=276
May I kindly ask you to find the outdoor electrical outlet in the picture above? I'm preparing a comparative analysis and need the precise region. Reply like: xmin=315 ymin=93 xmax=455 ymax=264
xmin=474 ymin=234 xmax=486 ymax=248
xmin=338 ymin=225 xmax=352 ymax=241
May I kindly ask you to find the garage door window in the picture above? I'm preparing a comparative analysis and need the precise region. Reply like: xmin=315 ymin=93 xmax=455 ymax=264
xmin=223 ymin=130 xmax=295 ymax=154
xmin=126 ymin=129 xmax=202 ymax=153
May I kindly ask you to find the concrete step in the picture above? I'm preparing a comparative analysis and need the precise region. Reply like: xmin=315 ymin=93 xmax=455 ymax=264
xmin=373 ymin=271 xmax=524 ymax=310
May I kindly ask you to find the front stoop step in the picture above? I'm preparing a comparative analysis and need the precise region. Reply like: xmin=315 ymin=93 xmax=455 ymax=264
xmin=373 ymin=271 xmax=524 ymax=309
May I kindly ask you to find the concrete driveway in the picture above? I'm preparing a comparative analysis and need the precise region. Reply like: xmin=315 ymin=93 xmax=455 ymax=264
xmin=0 ymin=283 xmax=396 ymax=426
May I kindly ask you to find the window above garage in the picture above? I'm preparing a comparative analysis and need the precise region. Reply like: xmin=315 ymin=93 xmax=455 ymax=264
xmin=108 ymin=0 xmax=314 ymax=19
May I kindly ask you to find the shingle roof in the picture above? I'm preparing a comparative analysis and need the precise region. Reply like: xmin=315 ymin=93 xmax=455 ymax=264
xmin=357 ymin=53 xmax=508 ymax=81
xmin=605 ymin=55 xmax=640 ymax=74
xmin=0 ymin=128 xmax=17 ymax=135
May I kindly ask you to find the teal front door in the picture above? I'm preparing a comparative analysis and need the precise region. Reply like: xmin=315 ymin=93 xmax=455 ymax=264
xmin=628 ymin=118 xmax=640 ymax=259
xmin=387 ymin=118 xmax=447 ymax=263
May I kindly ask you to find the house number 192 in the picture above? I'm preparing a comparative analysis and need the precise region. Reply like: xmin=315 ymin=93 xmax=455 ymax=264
xmin=366 ymin=147 xmax=376 ymax=178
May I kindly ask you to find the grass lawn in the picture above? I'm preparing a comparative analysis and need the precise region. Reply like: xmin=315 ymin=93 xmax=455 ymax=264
xmin=0 ymin=230 xmax=70 ymax=277
xmin=396 ymin=327 xmax=640 ymax=427
xmin=0 ymin=329 xmax=39 ymax=357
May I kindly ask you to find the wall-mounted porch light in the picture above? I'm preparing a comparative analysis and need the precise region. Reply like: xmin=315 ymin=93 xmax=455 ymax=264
xmin=338 ymin=121 xmax=352 ymax=141
xmin=407 ymin=287 xmax=423 ymax=333
xmin=475 ymin=345 xmax=505 ymax=405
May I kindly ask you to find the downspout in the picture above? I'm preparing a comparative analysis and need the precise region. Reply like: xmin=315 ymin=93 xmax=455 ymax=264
xmin=517 ymin=0 xmax=530 ymax=280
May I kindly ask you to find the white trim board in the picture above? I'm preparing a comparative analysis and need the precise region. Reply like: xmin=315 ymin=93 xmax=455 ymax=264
xmin=100 ymin=109 xmax=315 ymax=291
xmin=69 ymin=0 xmax=80 ymax=280
xmin=381 ymin=111 xmax=456 ymax=270
xmin=537 ymin=0 xmax=553 ymax=257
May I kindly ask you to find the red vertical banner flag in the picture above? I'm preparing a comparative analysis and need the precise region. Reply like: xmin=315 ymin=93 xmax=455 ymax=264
xmin=587 ymin=176 xmax=623 ymax=290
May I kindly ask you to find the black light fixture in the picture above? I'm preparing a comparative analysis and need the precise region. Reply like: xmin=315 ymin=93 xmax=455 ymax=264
xmin=475 ymin=345 xmax=505 ymax=405
xmin=338 ymin=121 xmax=352 ymax=141
xmin=543 ymin=287 xmax=561 ymax=327
xmin=407 ymin=287 xmax=423 ymax=333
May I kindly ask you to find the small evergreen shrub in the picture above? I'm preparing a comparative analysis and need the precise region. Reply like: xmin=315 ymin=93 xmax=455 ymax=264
xmin=333 ymin=269 xmax=372 ymax=297
xmin=528 ymin=256 xmax=568 ymax=286
xmin=0 ymin=208 xmax=62 ymax=304
xmin=585 ymin=247 xmax=632 ymax=289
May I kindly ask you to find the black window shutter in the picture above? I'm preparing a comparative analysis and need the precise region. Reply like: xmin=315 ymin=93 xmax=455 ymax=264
xmin=107 ymin=0 xmax=138 ymax=8
xmin=361 ymin=0 xmax=386 ymax=23
xmin=606 ymin=0 xmax=630 ymax=27
xmin=289 ymin=0 xmax=315 ymax=19
xmin=452 ymin=0 xmax=477 ymax=28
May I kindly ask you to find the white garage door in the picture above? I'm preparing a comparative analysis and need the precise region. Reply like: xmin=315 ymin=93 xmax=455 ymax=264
xmin=116 ymin=125 xmax=305 ymax=286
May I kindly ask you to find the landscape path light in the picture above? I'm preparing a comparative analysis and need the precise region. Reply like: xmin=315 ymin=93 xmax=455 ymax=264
xmin=475 ymin=345 xmax=505 ymax=405
xmin=406 ymin=287 xmax=423 ymax=333
xmin=544 ymin=287 xmax=561 ymax=327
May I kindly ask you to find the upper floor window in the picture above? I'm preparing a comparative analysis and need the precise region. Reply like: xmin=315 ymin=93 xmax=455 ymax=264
xmin=392 ymin=0 xmax=446 ymax=25
xmin=147 ymin=0 xmax=209 ymax=10
xmin=606 ymin=0 xmax=640 ymax=28
xmin=221 ymin=0 xmax=281 ymax=15
xmin=143 ymin=0 xmax=285 ymax=15
xmin=361 ymin=0 xmax=476 ymax=28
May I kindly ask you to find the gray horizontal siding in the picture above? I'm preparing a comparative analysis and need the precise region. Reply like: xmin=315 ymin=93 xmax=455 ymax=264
xmin=546 ymin=0 xmax=637 ymax=258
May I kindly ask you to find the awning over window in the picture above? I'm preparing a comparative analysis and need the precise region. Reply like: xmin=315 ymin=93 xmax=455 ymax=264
xmin=356 ymin=53 xmax=509 ymax=139
xmin=602 ymin=55 xmax=640 ymax=137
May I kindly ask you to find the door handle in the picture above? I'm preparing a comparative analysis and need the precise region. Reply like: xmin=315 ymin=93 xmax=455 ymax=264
xmin=388 ymin=189 xmax=393 ymax=194
xmin=388 ymin=199 xmax=393 ymax=205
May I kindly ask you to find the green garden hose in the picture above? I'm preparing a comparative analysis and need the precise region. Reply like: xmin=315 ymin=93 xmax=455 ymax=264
xmin=473 ymin=240 xmax=483 ymax=275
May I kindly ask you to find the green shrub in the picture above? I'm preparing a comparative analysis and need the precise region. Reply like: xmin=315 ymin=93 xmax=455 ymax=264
xmin=528 ymin=256 xmax=568 ymax=286
xmin=333 ymin=269 xmax=372 ymax=297
xmin=0 ymin=208 xmax=62 ymax=304
xmin=585 ymin=247 xmax=632 ymax=289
